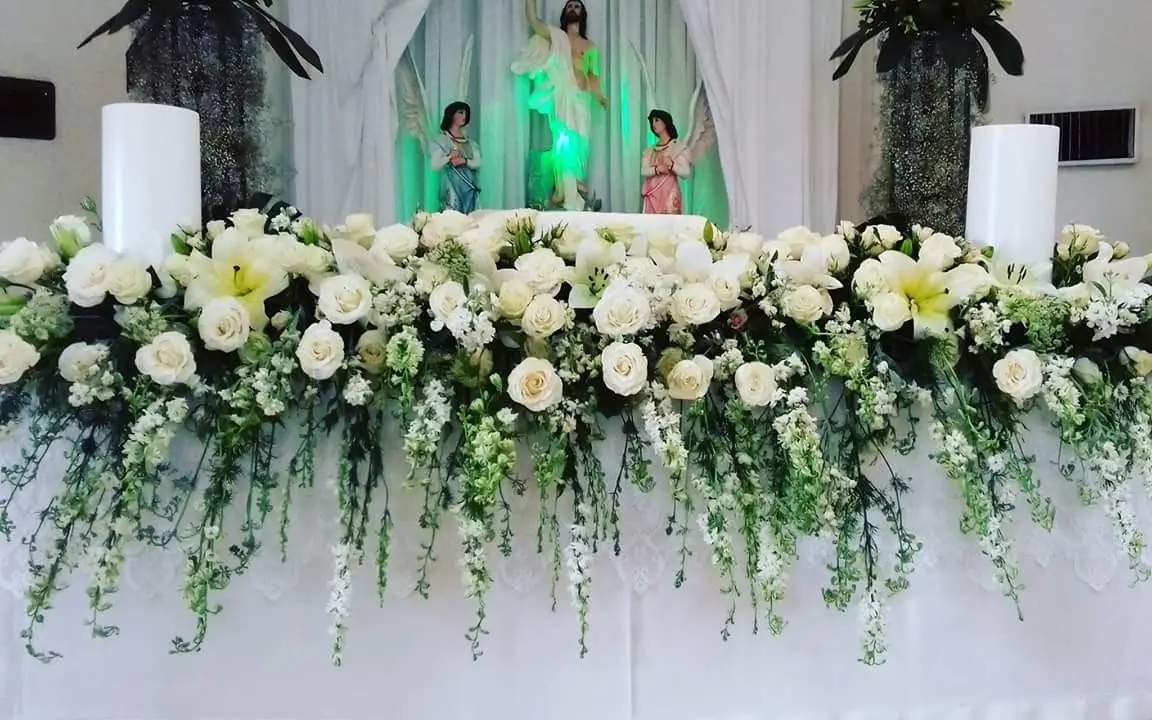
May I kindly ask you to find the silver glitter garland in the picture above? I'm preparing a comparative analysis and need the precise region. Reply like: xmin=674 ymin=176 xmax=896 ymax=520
xmin=126 ymin=10 xmax=272 ymax=216
xmin=864 ymin=34 xmax=983 ymax=236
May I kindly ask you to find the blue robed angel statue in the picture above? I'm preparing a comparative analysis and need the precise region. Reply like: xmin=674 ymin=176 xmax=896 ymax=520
xmin=398 ymin=36 xmax=482 ymax=213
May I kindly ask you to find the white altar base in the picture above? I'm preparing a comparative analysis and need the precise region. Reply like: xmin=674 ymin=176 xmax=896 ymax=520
xmin=471 ymin=210 xmax=710 ymax=241
xmin=3 ymin=424 xmax=1152 ymax=719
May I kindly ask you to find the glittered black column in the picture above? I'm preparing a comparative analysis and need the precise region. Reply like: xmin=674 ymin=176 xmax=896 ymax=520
xmin=126 ymin=9 xmax=270 ymax=217
xmin=865 ymin=34 xmax=981 ymax=236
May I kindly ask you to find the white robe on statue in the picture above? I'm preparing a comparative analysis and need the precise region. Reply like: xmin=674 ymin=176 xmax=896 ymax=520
xmin=511 ymin=26 xmax=596 ymax=211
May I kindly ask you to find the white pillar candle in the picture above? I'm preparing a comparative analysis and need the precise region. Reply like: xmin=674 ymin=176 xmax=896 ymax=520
xmin=965 ymin=123 xmax=1060 ymax=274
xmin=101 ymin=103 xmax=201 ymax=269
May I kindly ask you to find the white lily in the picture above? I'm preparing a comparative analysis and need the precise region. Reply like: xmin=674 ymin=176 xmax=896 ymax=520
xmin=183 ymin=228 xmax=290 ymax=330
xmin=568 ymin=236 xmax=627 ymax=309
xmin=869 ymin=239 xmax=990 ymax=337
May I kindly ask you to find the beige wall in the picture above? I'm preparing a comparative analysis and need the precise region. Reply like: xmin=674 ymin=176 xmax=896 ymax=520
xmin=0 ymin=0 xmax=128 ymax=242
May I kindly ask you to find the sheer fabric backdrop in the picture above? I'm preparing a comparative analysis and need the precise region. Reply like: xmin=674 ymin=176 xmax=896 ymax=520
xmin=397 ymin=0 xmax=727 ymax=222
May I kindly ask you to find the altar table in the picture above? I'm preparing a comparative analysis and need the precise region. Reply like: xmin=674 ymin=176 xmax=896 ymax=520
xmin=1 ymin=421 xmax=1150 ymax=720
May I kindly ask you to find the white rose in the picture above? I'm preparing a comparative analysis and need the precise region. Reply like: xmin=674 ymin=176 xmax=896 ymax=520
xmin=762 ymin=239 xmax=793 ymax=263
xmin=58 ymin=342 xmax=107 ymax=383
xmin=869 ymin=292 xmax=912 ymax=331
xmin=1071 ymin=357 xmax=1102 ymax=385
xmin=993 ymin=348 xmax=1044 ymax=403
xmin=49 ymin=215 xmax=92 ymax=258
xmin=0 ymin=329 xmax=40 ymax=384
xmin=592 ymin=283 xmax=651 ymax=337
xmin=709 ymin=256 xmax=749 ymax=310
xmin=862 ymin=224 xmax=903 ymax=255
xmin=421 ymin=210 xmax=475 ymax=248
xmin=205 ymin=220 xmax=227 ymax=240
xmin=135 ymin=331 xmax=197 ymax=386
xmin=340 ymin=213 xmax=376 ymax=243
xmin=781 ymin=285 xmax=831 ymax=324
xmin=317 ymin=273 xmax=372 ymax=325
xmin=852 ymin=258 xmax=889 ymax=299
xmin=412 ymin=211 xmax=430 ymax=232
xmin=497 ymin=278 xmax=534 ymax=320
xmin=507 ymin=357 xmax=563 ymax=412
xmin=520 ymin=295 xmax=567 ymax=339
xmin=0 ymin=237 xmax=47 ymax=285
xmin=670 ymin=283 xmax=722 ymax=326
xmin=666 ymin=355 xmax=714 ymax=401
xmin=1121 ymin=346 xmax=1152 ymax=377
xmin=374 ymin=223 xmax=419 ymax=260
xmin=296 ymin=320 xmax=345 ymax=380
xmin=601 ymin=342 xmax=647 ymax=396
xmin=1057 ymin=224 xmax=1103 ymax=259
xmin=820 ymin=234 xmax=851 ymax=272
xmin=104 ymin=257 xmax=152 ymax=305
xmin=230 ymin=209 xmax=268 ymax=239
xmin=163 ymin=253 xmax=195 ymax=286
xmin=63 ymin=244 xmax=117 ymax=307
xmin=356 ymin=329 xmax=388 ymax=374
xmin=734 ymin=361 xmax=779 ymax=407
xmin=726 ymin=231 xmax=765 ymax=259
xmin=514 ymin=248 xmax=567 ymax=297
xmin=427 ymin=280 xmax=467 ymax=324
xmin=415 ymin=261 xmax=450 ymax=294
xmin=776 ymin=226 xmax=821 ymax=258
xmin=197 ymin=297 xmax=252 ymax=353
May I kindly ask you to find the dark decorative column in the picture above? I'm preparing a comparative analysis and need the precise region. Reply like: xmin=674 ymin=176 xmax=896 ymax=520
xmin=864 ymin=34 xmax=982 ymax=236
xmin=126 ymin=10 xmax=270 ymax=218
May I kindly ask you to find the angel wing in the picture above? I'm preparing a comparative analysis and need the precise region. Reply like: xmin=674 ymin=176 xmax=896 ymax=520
xmin=457 ymin=33 xmax=474 ymax=103
xmin=396 ymin=48 xmax=434 ymax=151
xmin=629 ymin=41 xmax=657 ymax=113
xmin=685 ymin=79 xmax=717 ymax=163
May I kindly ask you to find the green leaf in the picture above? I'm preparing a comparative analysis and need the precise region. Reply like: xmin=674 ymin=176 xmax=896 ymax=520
xmin=170 ymin=231 xmax=190 ymax=255
xmin=240 ymin=0 xmax=323 ymax=73
xmin=974 ymin=20 xmax=1024 ymax=76
xmin=245 ymin=10 xmax=312 ymax=79
xmin=875 ymin=29 xmax=913 ymax=74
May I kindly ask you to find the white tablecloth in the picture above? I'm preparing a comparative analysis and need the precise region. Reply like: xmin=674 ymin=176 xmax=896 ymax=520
xmin=2 ymin=426 xmax=1151 ymax=720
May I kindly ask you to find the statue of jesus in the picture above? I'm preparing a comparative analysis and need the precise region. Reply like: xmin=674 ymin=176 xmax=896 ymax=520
xmin=512 ymin=0 xmax=608 ymax=211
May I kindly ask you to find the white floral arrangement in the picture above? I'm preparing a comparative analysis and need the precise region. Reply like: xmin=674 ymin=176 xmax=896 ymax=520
xmin=1 ymin=204 xmax=1150 ymax=667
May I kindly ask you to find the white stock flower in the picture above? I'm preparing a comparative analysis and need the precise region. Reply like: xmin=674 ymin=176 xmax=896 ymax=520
xmin=356 ymin=329 xmax=388 ymax=374
xmin=670 ymin=283 xmax=722 ymax=326
xmin=781 ymin=285 xmax=832 ymax=324
xmin=63 ymin=244 xmax=117 ymax=307
xmin=0 ymin=330 xmax=40 ymax=384
xmin=497 ymin=277 xmax=534 ymax=320
xmin=601 ymin=342 xmax=647 ymax=396
xmin=58 ymin=342 xmax=107 ymax=383
xmin=427 ymin=280 xmax=467 ymax=324
xmin=230 ymin=209 xmax=268 ymax=238
xmin=514 ymin=248 xmax=567 ymax=297
xmin=135 ymin=331 xmax=197 ymax=386
xmin=734 ymin=361 xmax=778 ymax=407
xmin=0 ymin=237 xmax=48 ymax=285
xmin=374 ymin=223 xmax=420 ymax=260
xmin=296 ymin=320 xmax=345 ymax=380
xmin=520 ymin=295 xmax=567 ymax=339
xmin=317 ymin=273 xmax=373 ymax=325
xmin=508 ymin=357 xmax=563 ymax=412
xmin=197 ymin=297 xmax=252 ymax=353
xmin=993 ymin=348 xmax=1044 ymax=403
xmin=104 ymin=257 xmax=152 ymax=305
xmin=592 ymin=282 xmax=651 ymax=337
xmin=666 ymin=355 xmax=714 ymax=401
xmin=1121 ymin=347 xmax=1152 ymax=377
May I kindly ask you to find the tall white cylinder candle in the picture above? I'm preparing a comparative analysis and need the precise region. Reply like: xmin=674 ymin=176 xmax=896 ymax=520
xmin=965 ymin=123 xmax=1060 ymax=272
xmin=102 ymin=103 xmax=201 ymax=269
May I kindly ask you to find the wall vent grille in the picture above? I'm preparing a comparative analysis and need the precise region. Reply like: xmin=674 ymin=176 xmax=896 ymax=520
xmin=1026 ymin=107 xmax=1138 ymax=166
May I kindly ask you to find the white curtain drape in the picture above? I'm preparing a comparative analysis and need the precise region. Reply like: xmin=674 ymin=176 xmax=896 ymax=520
xmin=397 ymin=0 xmax=727 ymax=224
xmin=679 ymin=0 xmax=842 ymax=232
xmin=288 ymin=0 xmax=431 ymax=224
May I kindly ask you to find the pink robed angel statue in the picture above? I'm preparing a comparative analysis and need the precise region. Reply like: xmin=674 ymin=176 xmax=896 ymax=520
xmin=632 ymin=43 xmax=716 ymax=215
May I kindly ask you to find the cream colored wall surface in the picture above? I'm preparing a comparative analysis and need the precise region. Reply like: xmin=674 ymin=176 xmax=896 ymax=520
xmin=0 ymin=0 xmax=128 ymax=242
xmin=837 ymin=0 xmax=1152 ymax=248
